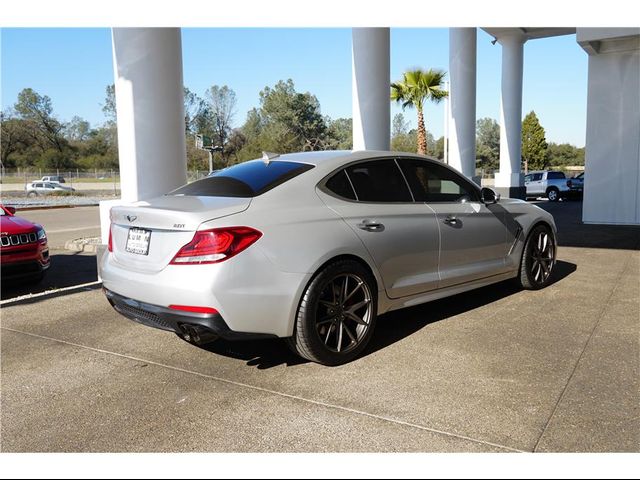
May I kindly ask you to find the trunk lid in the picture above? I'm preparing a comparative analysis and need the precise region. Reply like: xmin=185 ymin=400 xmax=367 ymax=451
xmin=110 ymin=195 xmax=251 ymax=273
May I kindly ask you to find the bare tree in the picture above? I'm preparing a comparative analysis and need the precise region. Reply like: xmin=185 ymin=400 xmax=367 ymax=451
xmin=205 ymin=85 xmax=237 ymax=165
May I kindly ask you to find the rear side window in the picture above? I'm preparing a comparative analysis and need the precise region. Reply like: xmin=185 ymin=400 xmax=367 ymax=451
xmin=325 ymin=170 xmax=356 ymax=200
xmin=345 ymin=159 xmax=412 ymax=202
xmin=170 ymin=160 xmax=314 ymax=197
xmin=547 ymin=172 xmax=565 ymax=180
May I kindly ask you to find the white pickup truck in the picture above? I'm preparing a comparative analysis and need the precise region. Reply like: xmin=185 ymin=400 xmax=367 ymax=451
xmin=524 ymin=170 xmax=570 ymax=202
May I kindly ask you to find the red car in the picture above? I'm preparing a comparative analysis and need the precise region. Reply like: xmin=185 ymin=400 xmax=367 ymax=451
xmin=1 ymin=205 xmax=50 ymax=283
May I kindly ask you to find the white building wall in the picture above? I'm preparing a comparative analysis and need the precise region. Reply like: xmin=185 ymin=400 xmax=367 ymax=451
xmin=579 ymin=31 xmax=640 ymax=225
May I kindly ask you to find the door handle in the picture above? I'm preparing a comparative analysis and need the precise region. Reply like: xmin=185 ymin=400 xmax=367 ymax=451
xmin=443 ymin=216 xmax=458 ymax=225
xmin=357 ymin=220 xmax=385 ymax=232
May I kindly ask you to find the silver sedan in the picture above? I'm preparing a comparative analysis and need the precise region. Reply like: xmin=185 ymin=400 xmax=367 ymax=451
xmin=102 ymin=150 xmax=557 ymax=365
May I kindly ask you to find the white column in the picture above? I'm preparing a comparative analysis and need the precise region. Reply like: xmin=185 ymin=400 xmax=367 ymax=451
xmin=112 ymin=28 xmax=187 ymax=202
xmin=352 ymin=28 xmax=390 ymax=151
xmin=448 ymin=28 xmax=478 ymax=183
xmin=495 ymin=33 xmax=526 ymax=197
xmin=99 ymin=28 xmax=188 ymax=244
xmin=578 ymin=28 xmax=640 ymax=225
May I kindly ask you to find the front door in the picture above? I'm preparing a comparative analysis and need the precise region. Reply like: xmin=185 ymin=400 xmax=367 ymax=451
xmin=398 ymin=158 xmax=509 ymax=288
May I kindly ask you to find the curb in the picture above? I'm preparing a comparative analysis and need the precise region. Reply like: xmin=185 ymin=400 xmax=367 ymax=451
xmin=65 ymin=238 xmax=101 ymax=253
xmin=15 ymin=204 xmax=100 ymax=212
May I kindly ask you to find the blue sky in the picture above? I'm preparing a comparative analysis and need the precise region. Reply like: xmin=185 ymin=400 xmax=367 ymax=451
xmin=1 ymin=28 xmax=588 ymax=146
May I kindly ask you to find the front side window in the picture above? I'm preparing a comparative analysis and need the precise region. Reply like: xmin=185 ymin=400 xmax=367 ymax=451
xmin=532 ymin=173 xmax=543 ymax=181
xmin=170 ymin=160 xmax=314 ymax=198
xmin=524 ymin=174 xmax=532 ymax=183
xmin=399 ymin=158 xmax=479 ymax=203
xmin=344 ymin=159 xmax=412 ymax=202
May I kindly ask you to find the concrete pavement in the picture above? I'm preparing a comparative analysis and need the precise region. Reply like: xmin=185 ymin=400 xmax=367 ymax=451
xmin=1 ymin=201 xmax=638 ymax=452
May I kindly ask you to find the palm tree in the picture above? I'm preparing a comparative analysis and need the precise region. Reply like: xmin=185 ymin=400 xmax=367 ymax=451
xmin=390 ymin=69 xmax=448 ymax=155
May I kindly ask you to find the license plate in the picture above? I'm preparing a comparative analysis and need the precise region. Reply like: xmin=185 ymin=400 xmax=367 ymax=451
xmin=125 ymin=228 xmax=151 ymax=255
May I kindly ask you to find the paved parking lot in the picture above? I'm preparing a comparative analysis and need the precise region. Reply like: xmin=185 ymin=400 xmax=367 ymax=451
xmin=1 ymin=201 xmax=638 ymax=452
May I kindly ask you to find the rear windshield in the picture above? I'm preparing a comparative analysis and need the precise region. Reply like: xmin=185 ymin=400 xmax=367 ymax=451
xmin=169 ymin=160 xmax=314 ymax=198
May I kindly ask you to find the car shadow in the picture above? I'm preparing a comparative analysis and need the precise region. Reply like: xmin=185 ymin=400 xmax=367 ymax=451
xmin=191 ymin=260 xmax=577 ymax=370
xmin=1 ymin=252 xmax=98 ymax=301
xmin=196 ymin=337 xmax=308 ymax=369
xmin=362 ymin=260 xmax=576 ymax=360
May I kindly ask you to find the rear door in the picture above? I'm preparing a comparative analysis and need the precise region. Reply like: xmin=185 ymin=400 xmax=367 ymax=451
xmin=398 ymin=158 xmax=509 ymax=288
xmin=319 ymin=158 xmax=440 ymax=299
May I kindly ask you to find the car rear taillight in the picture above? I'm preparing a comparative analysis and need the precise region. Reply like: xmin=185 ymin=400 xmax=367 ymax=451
xmin=170 ymin=227 xmax=262 ymax=265
xmin=108 ymin=225 xmax=113 ymax=252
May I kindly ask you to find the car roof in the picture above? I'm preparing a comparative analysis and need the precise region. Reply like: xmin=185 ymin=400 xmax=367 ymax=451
xmin=250 ymin=150 xmax=441 ymax=171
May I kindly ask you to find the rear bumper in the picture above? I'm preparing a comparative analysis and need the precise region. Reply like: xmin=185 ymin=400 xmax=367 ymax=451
xmin=104 ymin=288 xmax=277 ymax=341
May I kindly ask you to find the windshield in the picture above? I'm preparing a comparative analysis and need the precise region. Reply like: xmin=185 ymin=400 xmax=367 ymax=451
xmin=169 ymin=160 xmax=314 ymax=198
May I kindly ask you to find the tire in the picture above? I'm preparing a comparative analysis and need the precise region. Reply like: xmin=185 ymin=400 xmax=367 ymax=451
xmin=27 ymin=191 xmax=38 ymax=198
xmin=286 ymin=259 xmax=377 ymax=366
xmin=518 ymin=224 xmax=556 ymax=290
xmin=546 ymin=187 xmax=559 ymax=202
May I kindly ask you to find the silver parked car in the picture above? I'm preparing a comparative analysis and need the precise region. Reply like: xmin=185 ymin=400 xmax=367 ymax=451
xmin=26 ymin=181 xmax=75 ymax=196
xmin=102 ymin=151 xmax=558 ymax=365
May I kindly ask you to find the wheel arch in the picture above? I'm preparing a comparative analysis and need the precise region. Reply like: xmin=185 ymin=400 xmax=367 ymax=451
xmin=286 ymin=252 xmax=383 ymax=338
xmin=518 ymin=219 xmax=557 ymax=271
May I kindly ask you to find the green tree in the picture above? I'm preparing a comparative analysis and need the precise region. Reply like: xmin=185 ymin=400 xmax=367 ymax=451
xmin=260 ymin=79 xmax=327 ymax=151
xmin=434 ymin=136 xmax=445 ymax=160
xmin=65 ymin=116 xmax=91 ymax=142
xmin=476 ymin=117 xmax=500 ymax=172
xmin=14 ymin=88 xmax=68 ymax=153
xmin=102 ymin=84 xmax=117 ymax=124
xmin=390 ymin=68 xmax=448 ymax=155
xmin=325 ymin=117 xmax=352 ymax=150
xmin=1 ymin=110 xmax=31 ymax=168
xmin=392 ymin=112 xmax=410 ymax=139
xmin=236 ymin=79 xmax=330 ymax=160
xmin=546 ymin=142 xmax=584 ymax=168
xmin=391 ymin=113 xmax=435 ymax=154
xmin=521 ymin=111 xmax=548 ymax=172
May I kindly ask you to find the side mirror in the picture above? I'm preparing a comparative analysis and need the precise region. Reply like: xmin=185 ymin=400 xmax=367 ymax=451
xmin=481 ymin=187 xmax=500 ymax=205
xmin=5 ymin=206 xmax=16 ymax=215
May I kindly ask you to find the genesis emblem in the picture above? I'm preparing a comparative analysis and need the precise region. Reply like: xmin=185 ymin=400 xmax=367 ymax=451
xmin=126 ymin=215 xmax=137 ymax=223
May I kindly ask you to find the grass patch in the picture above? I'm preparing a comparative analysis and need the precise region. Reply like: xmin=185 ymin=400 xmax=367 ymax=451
xmin=48 ymin=191 xmax=85 ymax=197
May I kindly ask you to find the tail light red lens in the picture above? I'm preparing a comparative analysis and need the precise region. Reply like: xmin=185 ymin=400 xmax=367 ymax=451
xmin=169 ymin=305 xmax=218 ymax=315
xmin=108 ymin=225 xmax=113 ymax=252
xmin=170 ymin=227 xmax=262 ymax=265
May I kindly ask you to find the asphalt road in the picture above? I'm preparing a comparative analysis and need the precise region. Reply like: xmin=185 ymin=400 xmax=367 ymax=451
xmin=1 ymin=201 xmax=638 ymax=453
xmin=15 ymin=206 xmax=101 ymax=249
